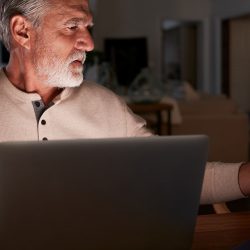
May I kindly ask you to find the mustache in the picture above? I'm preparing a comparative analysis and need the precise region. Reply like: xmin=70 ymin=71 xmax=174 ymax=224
xmin=68 ymin=51 xmax=87 ymax=64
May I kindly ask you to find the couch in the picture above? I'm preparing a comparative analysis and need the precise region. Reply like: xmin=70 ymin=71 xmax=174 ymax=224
xmin=172 ymin=95 xmax=249 ymax=162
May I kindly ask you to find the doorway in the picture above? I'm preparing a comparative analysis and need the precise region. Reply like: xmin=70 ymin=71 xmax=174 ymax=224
xmin=222 ymin=14 xmax=250 ymax=112
xmin=162 ymin=20 xmax=200 ymax=90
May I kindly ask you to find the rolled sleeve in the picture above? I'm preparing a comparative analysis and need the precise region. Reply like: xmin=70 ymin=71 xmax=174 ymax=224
xmin=200 ymin=162 xmax=246 ymax=204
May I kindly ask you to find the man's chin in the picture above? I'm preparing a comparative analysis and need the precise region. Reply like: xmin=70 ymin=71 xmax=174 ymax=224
xmin=59 ymin=78 xmax=83 ymax=88
xmin=45 ymin=75 xmax=83 ymax=88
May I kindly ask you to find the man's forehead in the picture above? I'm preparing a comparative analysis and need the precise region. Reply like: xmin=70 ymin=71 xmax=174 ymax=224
xmin=45 ymin=0 xmax=92 ymax=22
xmin=50 ymin=0 xmax=90 ymax=13
xmin=50 ymin=0 xmax=89 ymax=6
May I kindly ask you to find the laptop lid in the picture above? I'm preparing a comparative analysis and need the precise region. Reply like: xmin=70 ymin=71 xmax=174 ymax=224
xmin=0 ymin=135 xmax=208 ymax=250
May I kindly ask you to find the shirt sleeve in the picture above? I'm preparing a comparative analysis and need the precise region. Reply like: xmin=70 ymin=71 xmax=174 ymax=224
xmin=124 ymin=103 xmax=153 ymax=137
xmin=200 ymin=162 xmax=246 ymax=204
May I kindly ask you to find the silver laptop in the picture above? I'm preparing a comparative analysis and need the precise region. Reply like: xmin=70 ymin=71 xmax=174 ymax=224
xmin=0 ymin=135 xmax=208 ymax=250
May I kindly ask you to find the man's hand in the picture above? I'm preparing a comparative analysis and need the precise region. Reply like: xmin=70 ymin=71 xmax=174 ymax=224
xmin=239 ymin=162 xmax=250 ymax=197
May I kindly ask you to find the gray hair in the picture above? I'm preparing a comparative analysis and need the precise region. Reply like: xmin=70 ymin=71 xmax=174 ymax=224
xmin=0 ymin=0 xmax=50 ymax=51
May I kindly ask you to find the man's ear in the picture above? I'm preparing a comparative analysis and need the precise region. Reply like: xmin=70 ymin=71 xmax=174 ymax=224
xmin=10 ymin=15 xmax=32 ymax=50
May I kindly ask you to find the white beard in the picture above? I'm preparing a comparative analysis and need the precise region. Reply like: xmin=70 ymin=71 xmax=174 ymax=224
xmin=34 ymin=47 xmax=87 ymax=88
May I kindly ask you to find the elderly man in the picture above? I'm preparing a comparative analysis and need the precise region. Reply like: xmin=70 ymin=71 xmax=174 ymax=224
xmin=0 ymin=0 xmax=249 ymax=204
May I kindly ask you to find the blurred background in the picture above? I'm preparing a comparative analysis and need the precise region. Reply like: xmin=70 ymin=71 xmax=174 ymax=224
xmin=86 ymin=0 xmax=250 ymax=106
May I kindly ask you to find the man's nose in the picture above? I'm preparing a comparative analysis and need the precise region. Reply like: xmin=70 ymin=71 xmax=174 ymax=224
xmin=75 ymin=30 xmax=94 ymax=52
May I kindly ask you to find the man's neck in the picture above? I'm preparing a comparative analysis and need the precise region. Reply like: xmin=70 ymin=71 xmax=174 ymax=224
xmin=4 ymin=59 xmax=62 ymax=105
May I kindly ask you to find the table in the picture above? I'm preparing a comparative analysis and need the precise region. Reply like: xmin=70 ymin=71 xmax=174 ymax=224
xmin=128 ymin=103 xmax=173 ymax=135
xmin=192 ymin=212 xmax=250 ymax=249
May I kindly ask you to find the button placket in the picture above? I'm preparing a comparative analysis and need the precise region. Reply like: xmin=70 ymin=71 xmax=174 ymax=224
xmin=38 ymin=114 xmax=49 ymax=141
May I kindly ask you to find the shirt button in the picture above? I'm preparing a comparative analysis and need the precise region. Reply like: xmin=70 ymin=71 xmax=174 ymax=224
xmin=41 ymin=120 xmax=46 ymax=125
xmin=42 ymin=137 xmax=48 ymax=141
xmin=35 ymin=101 xmax=40 ymax=108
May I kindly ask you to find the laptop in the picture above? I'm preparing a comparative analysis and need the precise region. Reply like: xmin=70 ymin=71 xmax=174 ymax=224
xmin=0 ymin=135 xmax=208 ymax=250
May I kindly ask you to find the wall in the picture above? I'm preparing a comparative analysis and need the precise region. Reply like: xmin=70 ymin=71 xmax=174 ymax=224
xmin=212 ymin=0 xmax=250 ymax=16
xmin=93 ymin=0 xmax=212 ymax=91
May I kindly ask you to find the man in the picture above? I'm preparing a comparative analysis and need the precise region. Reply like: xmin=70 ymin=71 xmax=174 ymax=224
xmin=0 ymin=0 xmax=249 ymax=204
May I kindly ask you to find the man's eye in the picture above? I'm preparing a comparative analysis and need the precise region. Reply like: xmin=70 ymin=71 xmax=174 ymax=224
xmin=67 ymin=26 xmax=78 ymax=30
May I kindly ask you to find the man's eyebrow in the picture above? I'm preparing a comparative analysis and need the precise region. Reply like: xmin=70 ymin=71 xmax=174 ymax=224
xmin=64 ymin=17 xmax=94 ymax=27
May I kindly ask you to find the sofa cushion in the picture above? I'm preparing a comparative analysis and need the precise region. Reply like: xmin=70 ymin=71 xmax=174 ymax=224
xmin=172 ymin=114 xmax=249 ymax=162
xmin=178 ymin=98 xmax=239 ymax=115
